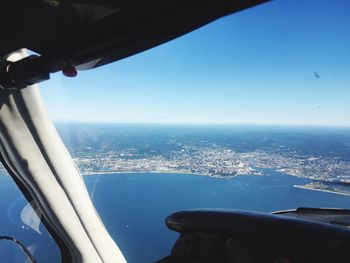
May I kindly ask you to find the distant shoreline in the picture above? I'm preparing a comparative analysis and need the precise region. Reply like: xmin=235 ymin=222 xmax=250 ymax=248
xmin=80 ymin=170 xmax=243 ymax=179
xmin=81 ymin=170 xmax=190 ymax=176
xmin=293 ymin=185 xmax=350 ymax=196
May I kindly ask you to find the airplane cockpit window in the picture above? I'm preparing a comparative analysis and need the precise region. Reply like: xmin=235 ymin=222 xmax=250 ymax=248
xmin=1 ymin=0 xmax=350 ymax=262
xmin=0 ymin=164 xmax=61 ymax=262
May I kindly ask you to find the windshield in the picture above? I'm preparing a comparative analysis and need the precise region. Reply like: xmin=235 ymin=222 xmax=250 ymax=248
xmin=0 ymin=164 xmax=61 ymax=262
xmin=2 ymin=0 xmax=350 ymax=262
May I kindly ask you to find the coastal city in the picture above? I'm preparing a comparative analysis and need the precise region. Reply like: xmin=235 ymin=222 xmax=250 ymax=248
xmin=73 ymin=143 xmax=350 ymax=183
xmin=74 ymin=145 xmax=261 ymax=177
xmin=1 ymin=127 xmax=350 ymax=196
xmin=1 ymin=136 xmax=349 ymax=185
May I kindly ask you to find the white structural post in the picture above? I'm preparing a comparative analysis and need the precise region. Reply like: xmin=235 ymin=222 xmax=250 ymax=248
xmin=0 ymin=49 xmax=126 ymax=263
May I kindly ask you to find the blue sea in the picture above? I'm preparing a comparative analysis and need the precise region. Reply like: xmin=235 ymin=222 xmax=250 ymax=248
xmin=1 ymin=171 xmax=350 ymax=262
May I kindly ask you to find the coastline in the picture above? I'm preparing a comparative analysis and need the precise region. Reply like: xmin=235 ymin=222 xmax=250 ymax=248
xmin=80 ymin=170 xmax=246 ymax=179
xmin=81 ymin=170 xmax=191 ymax=176
xmin=293 ymin=184 xmax=350 ymax=197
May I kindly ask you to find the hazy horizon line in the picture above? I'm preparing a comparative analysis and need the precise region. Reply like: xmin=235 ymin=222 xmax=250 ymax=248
xmin=52 ymin=121 xmax=350 ymax=129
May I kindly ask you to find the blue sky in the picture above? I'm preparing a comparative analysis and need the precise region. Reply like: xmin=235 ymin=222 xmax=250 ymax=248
xmin=41 ymin=0 xmax=350 ymax=126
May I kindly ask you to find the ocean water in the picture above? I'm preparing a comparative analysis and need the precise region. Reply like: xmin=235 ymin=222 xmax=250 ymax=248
xmin=1 ymin=171 xmax=350 ymax=262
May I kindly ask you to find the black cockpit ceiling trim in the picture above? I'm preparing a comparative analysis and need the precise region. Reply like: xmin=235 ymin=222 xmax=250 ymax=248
xmin=0 ymin=1 xmax=269 ymax=81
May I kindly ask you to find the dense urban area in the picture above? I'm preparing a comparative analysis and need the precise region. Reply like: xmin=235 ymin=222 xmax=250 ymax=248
xmin=73 ymin=143 xmax=350 ymax=183
xmin=2 ymin=125 xmax=350 ymax=197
